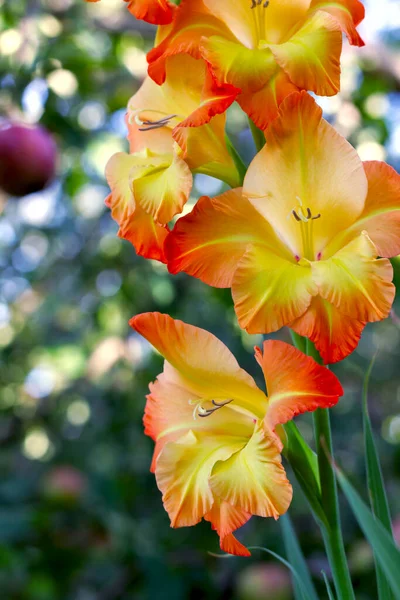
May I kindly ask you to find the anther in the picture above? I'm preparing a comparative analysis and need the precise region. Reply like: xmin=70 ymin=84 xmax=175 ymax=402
xmin=292 ymin=209 xmax=301 ymax=222
xmin=197 ymin=398 xmax=233 ymax=418
xmin=312 ymin=213 xmax=321 ymax=220
xmin=136 ymin=114 xmax=177 ymax=132
xmin=251 ymin=0 xmax=268 ymax=7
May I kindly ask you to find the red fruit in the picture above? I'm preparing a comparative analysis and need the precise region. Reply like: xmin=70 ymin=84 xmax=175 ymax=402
xmin=0 ymin=122 xmax=57 ymax=197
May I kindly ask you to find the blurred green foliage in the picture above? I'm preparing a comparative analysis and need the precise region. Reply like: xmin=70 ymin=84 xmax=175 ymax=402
xmin=0 ymin=0 xmax=400 ymax=598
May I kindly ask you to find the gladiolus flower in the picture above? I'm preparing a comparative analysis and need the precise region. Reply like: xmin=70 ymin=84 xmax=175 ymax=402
xmin=105 ymin=54 xmax=239 ymax=263
xmin=130 ymin=312 xmax=343 ymax=555
xmin=148 ymin=0 xmax=365 ymax=129
xmin=85 ymin=0 xmax=177 ymax=25
xmin=167 ymin=92 xmax=400 ymax=364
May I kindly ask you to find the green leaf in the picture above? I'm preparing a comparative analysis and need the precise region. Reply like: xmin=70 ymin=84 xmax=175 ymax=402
xmin=281 ymin=514 xmax=319 ymax=600
xmin=290 ymin=330 xmax=307 ymax=354
xmin=322 ymin=571 xmax=336 ymax=600
xmin=336 ymin=468 xmax=400 ymax=599
xmin=248 ymin=547 xmax=312 ymax=600
xmin=283 ymin=421 xmax=328 ymax=529
xmin=363 ymin=355 xmax=394 ymax=599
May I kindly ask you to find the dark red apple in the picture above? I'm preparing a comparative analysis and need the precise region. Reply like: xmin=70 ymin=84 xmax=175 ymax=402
xmin=0 ymin=122 xmax=57 ymax=197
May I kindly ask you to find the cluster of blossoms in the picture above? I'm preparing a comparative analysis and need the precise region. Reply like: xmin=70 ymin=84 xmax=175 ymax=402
xmin=86 ymin=0 xmax=400 ymax=557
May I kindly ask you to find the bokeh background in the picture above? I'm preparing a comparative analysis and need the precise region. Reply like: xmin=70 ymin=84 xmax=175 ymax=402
xmin=1 ymin=0 xmax=400 ymax=598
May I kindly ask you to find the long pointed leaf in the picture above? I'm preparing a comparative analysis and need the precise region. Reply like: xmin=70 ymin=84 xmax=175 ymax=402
xmin=281 ymin=514 xmax=319 ymax=600
xmin=322 ymin=571 xmax=336 ymax=600
xmin=209 ymin=545 xmax=311 ymax=600
xmin=248 ymin=547 xmax=311 ymax=600
xmin=363 ymin=355 xmax=393 ymax=599
xmin=336 ymin=468 xmax=400 ymax=599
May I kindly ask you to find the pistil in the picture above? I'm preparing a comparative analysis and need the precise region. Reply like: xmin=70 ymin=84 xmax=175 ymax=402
xmin=250 ymin=0 xmax=269 ymax=45
xmin=131 ymin=109 xmax=179 ymax=132
xmin=189 ymin=398 xmax=234 ymax=420
xmin=291 ymin=196 xmax=321 ymax=261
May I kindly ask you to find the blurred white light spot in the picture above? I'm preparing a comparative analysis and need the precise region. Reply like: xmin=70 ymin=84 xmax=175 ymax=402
xmin=356 ymin=141 xmax=387 ymax=161
xmin=13 ymin=232 xmax=49 ymax=272
xmin=0 ymin=29 xmax=22 ymax=56
xmin=38 ymin=15 xmax=62 ymax=37
xmin=18 ymin=188 xmax=56 ymax=226
xmin=364 ymin=93 xmax=389 ymax=119
xmin=0 ymin=220 xmax=16 ymax=247
xmin=88 ymin=337 xmax=126 ymax=378
xmin=23 ymin=428 xmax=52 ymax=460
xmin=388 ymin=124 xmax=400 ymax=157
xmin=67 ymin=400 xmax=91 ymax=426
xmin=336 ymin=102 xmax=361 ymax=136
xmin=194 ymin=174 xmax=223 ymax=197
xmin=47 ymin=69 xmax=78 ymax=98
xmin=384 ymin=414 xmax=400 ymax=445
xmin=78 ymin=101 xmax=106 ymax=131
xmin=22 ymin=79 xmax=49 ymax=122
xmin=85 ymin=135 xmax=127 ymax=177
xmin=315 ymin=95 xmax=341 ymax=117
xmin=96 ymin=270 xmax=122 ymax=297
xmin=127 ymin=333 xmax=152 ymax=366
xmin=24 ymin=366 xmax=56 ymax=399
xmin=0 ymin=277 xmax=29 ymax=302
xmin=75 ymin=184 xmax=107 ymax=218
xmin=122 ymin=47 xmax=148 ymax=77
xmin=0 ymin=303 xmax=10 ymax=326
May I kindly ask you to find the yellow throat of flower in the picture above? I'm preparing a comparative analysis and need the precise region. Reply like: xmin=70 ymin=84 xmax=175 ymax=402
xmin=251 ymin=0 xmax=270 ymax=46
xmin=291 ymin=196 xmax=321 ymax=261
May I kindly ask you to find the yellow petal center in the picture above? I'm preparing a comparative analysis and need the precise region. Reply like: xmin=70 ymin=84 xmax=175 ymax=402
xmin=291 ymin=196 xmax=322 ymax=261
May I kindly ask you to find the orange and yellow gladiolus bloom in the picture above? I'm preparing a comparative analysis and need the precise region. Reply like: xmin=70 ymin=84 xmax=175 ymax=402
xmin=85 ymin=0 xmax=177 ymax=25
xmin=105 ymin=53 xmax=239 ymax=263
xmin=148 ymin=0 xmax=365 ymax=129
xmin=167 ymin=92 xmax=400 ymax=364
xmin=131 ymin=312 xmax=343 ymax=555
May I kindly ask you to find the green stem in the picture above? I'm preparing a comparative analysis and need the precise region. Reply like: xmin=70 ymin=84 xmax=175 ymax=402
xmin=306 ymin=339 xmax=355 ymax=600
xmin=248 ymin=117 xmax=265 ymax=153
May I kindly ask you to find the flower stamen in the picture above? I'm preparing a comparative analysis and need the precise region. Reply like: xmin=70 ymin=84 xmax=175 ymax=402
xmin=189 ymin=398 xmax=234 ymax=420
xmin=291 ymin=196 xmax=321 ymax=260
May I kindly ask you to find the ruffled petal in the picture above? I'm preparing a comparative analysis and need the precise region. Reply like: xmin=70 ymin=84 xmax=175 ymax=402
xmin=311 ymin=232 xmax=395 ymax=323
xmin=330 ymin=161 xmax=400 ymax=258
xmin=144 ymin=366 xmax=255 ymax=472
xmin=269 ymin=11 xmax=342 ymax=96
xmin=131 ymin=152 xmax=193 ymax=224
xmin=156 ymin=430 xmax=245 ymax=527
xmin=255 ymin=340 xmax=343 ymax=436
xmin=166 ymin=189 xmax=289 ymax=288
xmin=290 ymin=296 xmax=366 ymax=364
xmin=209 ymin=424 xmax=293 ymax=519
xmin=237 ymin=68 xmax=299 ymax=130
xmin=125 ymin=0 xmax=176 ymax=25
xmin=204 ymin=498 xmax=251 ymax=557
xmin=232 ymin=244 xmax=317 ymax=334
xmin=203 ymin=0 xmax=311 ymax=46
xmin=308 ymin=0 xmax=365 ymax=46
xmin=244 ymin=92 xmax=368 ymax=259
xmin=175 ymin=66 xmax=239 ymax=128
xmin=147 ymin=0 xmax=233 ymax=85
xmin=173 ymin=118 xmax=240 ymax=188
xmin=104 ymin=152 xmax=169 ymax=262
xmin=202 ymin=36 xmax=276 ymax=92
xmin=130 ymin=312 xmax=268 ymax=417
xmin=117 ymin=204 xmax=169 ymax=263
